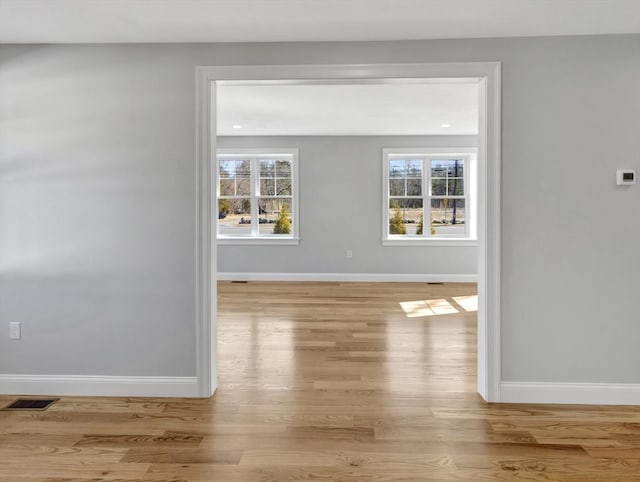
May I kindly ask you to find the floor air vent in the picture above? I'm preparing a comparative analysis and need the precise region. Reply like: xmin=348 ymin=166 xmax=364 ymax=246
xmin=231 ymin=280 xmax=248 ymax=283
xmin=2 ymin=398 xmax=58 ymax=411
xmin=427 ymin=282 xmax=445 ymax=285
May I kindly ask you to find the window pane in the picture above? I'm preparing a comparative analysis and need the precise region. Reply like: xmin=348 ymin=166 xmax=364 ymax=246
xmin=236 ymin=177 xmax=251 ymax=196
xmin=217 ymin=198 xmax=252 ymax=237
xmin=260 ymin=160 xmax=275 ymax=178
xmin=219 ymin=160 xmax=234 ymax=178
xmin=447 ymin=178 xmax=464 ymax=196
xmin=219 ymin=159 xmax=250 ymax=178
xmin=431 ymin=198 xmax=466 ymax=236
xmin=432 ymin=159 xmax=464 ymax=178
xmin=390 ymin=159 xmax=422 ymax=177
xmin=219 ymin=159 xmax=251 ymax=197
xmin=258 ymin=198 xmax=293 ymax=236
xmin=406 ymin=160 xmax=422 ymax=177
xmin=260 ymin=178 xmax=275 ymax=196
xmin=389 ymin=160 xmax=406 ymax=177
xmin=446 ymin=159 xmax=464 ymax=177
xmin=389 ymin=159 xmax=422 ymax=198
xmin=389 ymin=178 xmax=405 ymax=196
xmin=431 ymin=160 xmax=448 ymax=178
xmin=230 ymin=160 xmax=251 ymax=178
xmin=237 ymin=163 xmax=251 ymax=177
xmin=407 ymin=178 xmax=422 ymax=196
xmin=276 ymin=178 xmax=292 ymax=196
xmin=431 ymin=178 xmax=446 ymax=196
xmin=276 ymin=159 xmax=291 ymax=177
xmin=263 ymin=158 xmax=292 ymax=196
xmin=389 ymin=198 xmax=423 ymax=236
xmin=219 ymin=178 xmax=234 ymax=196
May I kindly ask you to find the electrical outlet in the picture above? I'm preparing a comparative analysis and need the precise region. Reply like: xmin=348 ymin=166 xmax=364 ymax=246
xmin=346 ymin=250 xmax=353 ymax=259
xmin=9 ymin=322 xmax=21 ymax=340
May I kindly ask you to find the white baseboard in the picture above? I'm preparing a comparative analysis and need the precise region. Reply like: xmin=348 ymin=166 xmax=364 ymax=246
xmin=218 ymin=272 xmax=477 ymax=283
xmin=0 ymin=374 xmax=199 ymax=398
xmin=501 ymin=381 xmax=640 ymax=405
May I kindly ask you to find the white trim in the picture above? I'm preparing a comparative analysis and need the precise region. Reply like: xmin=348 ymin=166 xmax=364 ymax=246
xmin=501 ymin=382 xmax=640 ymax=405
xmin=195 ymin=67 xmax=216 ymax=397
xmin=217 ymin=148 xmax=299 ymax=156
xmin=218 ymin=237 xmax=300 ymax=246
xmin=382 ymin=148 xmax=479 ymax=156
xmin=382 ymin=148 xmax=475 ymax=242
xmin=0 ymin=374 xmax=199 ymax=398
xmin=218 ymin=272 xmax=477 ymax=283
xmin=216 ymin=147 xmax=300 ymax=242
xmin=475 ymin=66 xmax=501 ymax=403
xmin=197 ymin=62 xmax=501 ymax=404
xmin=382 ymin=239 xmax=477 ymax=247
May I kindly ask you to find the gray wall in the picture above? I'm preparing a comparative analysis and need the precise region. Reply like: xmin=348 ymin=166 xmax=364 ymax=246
xmin=1 ymin=35 xmax=639 ymax=384
xmin=217 ymin=135 xmax=477 ymax=275
xmin=0 ymin=46 xmax=197 ymax=376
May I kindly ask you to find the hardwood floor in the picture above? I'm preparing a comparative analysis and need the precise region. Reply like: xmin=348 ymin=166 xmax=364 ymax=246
xmin=2 ymin=281 xmax=640 ymax=481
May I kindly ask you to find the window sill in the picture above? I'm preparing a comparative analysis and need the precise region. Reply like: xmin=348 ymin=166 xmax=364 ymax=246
xmin=217 ymin=237 xmax=300 ymax=246
xmin=382 ymin=238 xmax=477 ymax=247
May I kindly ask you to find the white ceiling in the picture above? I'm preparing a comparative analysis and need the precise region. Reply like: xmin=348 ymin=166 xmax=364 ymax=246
xmin=216 ymin=79 xmax=479 ymax=136
xmin=1 ymin=0 xmax=640 ymax=43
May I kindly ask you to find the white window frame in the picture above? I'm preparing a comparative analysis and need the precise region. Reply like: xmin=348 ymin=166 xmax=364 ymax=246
xmin=216 ymin=148 xmax=299 ymax=245
xmin=382 ymin=148 xmax=478 ymax=246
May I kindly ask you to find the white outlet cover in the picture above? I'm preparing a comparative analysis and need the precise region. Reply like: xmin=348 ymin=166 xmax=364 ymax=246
xmin=9 ymin=322 xmax=21 ymax=340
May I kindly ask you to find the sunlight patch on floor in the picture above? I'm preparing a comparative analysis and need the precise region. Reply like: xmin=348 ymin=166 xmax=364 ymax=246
xmin=452 ymin=295 xmax=478 ymax=312
xmin=400 ymin=295 xmax=478 ymax=318
xmin=399 ymin=298 xmax=458 ymax=317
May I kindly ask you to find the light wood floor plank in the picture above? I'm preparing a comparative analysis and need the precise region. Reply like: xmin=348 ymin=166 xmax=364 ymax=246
xmin=2 ymin=281 xmax=640 ymax=480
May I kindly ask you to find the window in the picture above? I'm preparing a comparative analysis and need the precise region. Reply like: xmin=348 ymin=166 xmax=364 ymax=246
xmin=217 ymin=149 xmax=299 ymax=244
xmin=383 ymin=149 xmax=476 ymax=244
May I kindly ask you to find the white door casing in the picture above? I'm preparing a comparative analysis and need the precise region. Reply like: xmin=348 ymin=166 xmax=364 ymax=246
xmin=195 ymin=62 xmax=502 ymax=401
